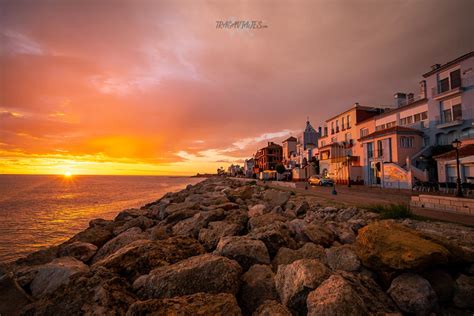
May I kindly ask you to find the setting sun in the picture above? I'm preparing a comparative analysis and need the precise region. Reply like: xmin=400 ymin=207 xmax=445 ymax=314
xmin=64 ymin=171 xmax=72 ymax=177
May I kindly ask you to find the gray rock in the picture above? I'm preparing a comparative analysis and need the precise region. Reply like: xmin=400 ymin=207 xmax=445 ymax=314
xmin=58 ymin=241 xmax=98 ymax=262
xmin=215 ymin=236 xmax=270 ymax=270
xmin=453 ymin=274 xmax=474 ymax=309
xmin=302 ymin=223 xmax=335 ymax=247
xmin=30 ymin=257 xmax=89 ymax=297
xmin=93 ymin=237 xmax=205 ymax=281
xmin=239 ymin=264 xmax=278 ymax=313
xmin=422 ymin=269 xmax=454 ymax=303
xmin=248 ymin=204 xmax=267 ymax=218
xmin=388 ymin=273 xmax=437 ymax=315
xmin=275 ymin=259 xmax=329 ymax=313
xmin=92 ymin=227 xmax=146 ymax=263
xmin=198 ymin=221 xmax=242 ymax=251
xmin=307 ymin=272 xmax=399 ymax=316
xmin=325 ymin=245 xmax=360 ymax=271
xmin=272 ymin=243 xmax=326 ymax=271
xmin=114 ymin=208 xmax=148 ymax=222
xmin=126 ymin=292 xmax=242 ymax=316
xmin=249 ymin=222 xmax=296 ymax=257
xmin=133 ymin=253 xmax=242 ymax=299
xmin=113 ymin=216 xmax=154 ymax=235
xmin=253 ymin=300 xmax=291 ymax=316
xmin=263 ymin=189 xmax=291 ymax=207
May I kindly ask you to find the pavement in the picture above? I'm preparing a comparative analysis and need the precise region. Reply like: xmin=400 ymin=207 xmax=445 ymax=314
xmin=258 ymin=180 xmax=474 ymax=226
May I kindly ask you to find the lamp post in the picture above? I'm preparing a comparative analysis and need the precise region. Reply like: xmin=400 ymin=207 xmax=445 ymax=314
xmin=346 ymin=154 xmax=352 ymax=187
xmin=452 ymin=139 xmax=463 ymax=198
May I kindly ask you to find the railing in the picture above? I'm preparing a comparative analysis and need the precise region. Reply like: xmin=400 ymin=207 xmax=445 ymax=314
xmin=397 ymin=95 xmax=427 ymax=107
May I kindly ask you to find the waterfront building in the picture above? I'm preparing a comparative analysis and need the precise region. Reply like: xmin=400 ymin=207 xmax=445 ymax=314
xmin=243 ymin=158 xmax=255 ymax=178
xmin=254 ymin=142 xmax=283 ymax=173
xmin=318 ymin=103 xmax=386 ymax=184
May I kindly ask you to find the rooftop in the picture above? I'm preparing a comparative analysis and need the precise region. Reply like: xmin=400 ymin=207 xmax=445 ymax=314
xmin=283 ymin=136 xmax=297 ymax=142
xmin=422 ymin=51 xmax=474 ymax=78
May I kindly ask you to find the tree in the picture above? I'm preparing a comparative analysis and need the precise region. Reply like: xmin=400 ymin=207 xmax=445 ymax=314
xmin=276 ymin=164 xmax=286 ymax=175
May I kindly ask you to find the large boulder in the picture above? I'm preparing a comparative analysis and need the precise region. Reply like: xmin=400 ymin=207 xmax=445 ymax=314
xmin=29 ymin=257 xmax=88 ymax=297
xmin=307 ymin=272 xmax=399 ymax=316
xmin=453 ymin=274 xmax=474 ymax=309
xmin=275 ymin=259 xmax=329 ymax=313
xmin=126 ymin=293 xmax=242 ymax=316
xmin=57 ymin=241 xmax=97 ymax=263
xmin=133 ymin=254 xmax=242 ymax=299
xmin=249 ymin=222 xmax=296 ymax=257
xmin=22 ymin=266 xmax=136 ymax=315
xmin=0 ymin=270 xmax=31 ymax=316
xmin=263 ymin=189 xmax=291 ymax=207
xmin=325 ymin=245 xmax=360 ymax=272
xmin=172 ymin=209 xmax=226 ymax=238
xmin=388 ymin=273 xmax=438 ymax=315
xmin=91 ymin=227 xmax=147 ymax=263
xmin=215 ymin=236 xmax=270 ymax=270
xmin=253 ymin=300 xmax=292 ymax=316
xmin=114 ymin=208 xmax=148 ymax=221
xmin=113 ymin=216 xmax=154 ymax=235
xmin=239 ymin=264 xmax=278 ymax=313
xmin=272 ymin=243 xmax=326 ymax=271
xmin=355 ymin=220 xmax=450 ymax=271
xmin=302 ymin=223 xmax=335 ymax=247
xmin=93 ymin=237 xmax=205 ymax=280
xmin=198 ymin=221 xmax=242 ymax=251
xmin=68 ymin=223 xmax=114 ymax=247
xmin=248 ymin=204 xmax=267 ymax=218
xmin=422 ymin=269 xmax=454 ymax=303
xmin=248 ymin=213 xmax=288 ymax=231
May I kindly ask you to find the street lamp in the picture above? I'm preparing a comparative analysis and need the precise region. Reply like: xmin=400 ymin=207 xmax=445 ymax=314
xmin=346 ymin=154 xmax=352 ymax=187
xmin=452 ymin=139 xmax=463 ymax=198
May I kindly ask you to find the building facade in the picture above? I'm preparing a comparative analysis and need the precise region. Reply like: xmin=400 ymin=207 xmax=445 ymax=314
xmin=254 ymin=142 xmax=283 ymax=172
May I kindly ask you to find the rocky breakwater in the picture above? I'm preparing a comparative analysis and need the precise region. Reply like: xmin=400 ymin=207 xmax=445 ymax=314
xmin=1 ymin=177 xmax=474 ymax=315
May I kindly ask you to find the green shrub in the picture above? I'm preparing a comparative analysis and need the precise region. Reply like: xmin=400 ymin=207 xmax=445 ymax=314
xmin=364 ymin=203 xmax=413 ymax=219
xmin=247 ymin=180 xmax=257 ymax=186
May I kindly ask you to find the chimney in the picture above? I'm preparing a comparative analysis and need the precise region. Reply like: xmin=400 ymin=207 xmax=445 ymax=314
xmin=394 ymin=92 xmax=407 ymax=108
xmin=419 ymin=80 xmax=427 ymax=99
xmin=431 ymin=64 xmax=441 ymax=71
xmin=354 ymin=102 xmax=359 ymax=107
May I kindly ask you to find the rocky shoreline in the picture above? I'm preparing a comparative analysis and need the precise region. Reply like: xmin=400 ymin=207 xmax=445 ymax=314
xmin=1 ymin=177 xmax=474 ymax=315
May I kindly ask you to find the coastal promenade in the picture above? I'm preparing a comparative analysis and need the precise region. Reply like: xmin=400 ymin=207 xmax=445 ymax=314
xmin=247 ymin=180 xmax=474 ymax=226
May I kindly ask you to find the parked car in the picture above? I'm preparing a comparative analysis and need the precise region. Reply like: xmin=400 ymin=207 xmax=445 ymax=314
xmin=308 ymin=175 xmax=334 ymax=186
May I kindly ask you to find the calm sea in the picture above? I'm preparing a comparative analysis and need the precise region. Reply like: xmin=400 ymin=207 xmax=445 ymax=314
xmin=0 ymin=175 xmax=203 ymax=263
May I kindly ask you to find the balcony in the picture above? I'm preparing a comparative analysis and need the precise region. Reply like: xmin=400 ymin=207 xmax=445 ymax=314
xmin=431 ymin=75 xmax=473 ymax=100
xmin=435 ymin=115 xmax=463 ymax=129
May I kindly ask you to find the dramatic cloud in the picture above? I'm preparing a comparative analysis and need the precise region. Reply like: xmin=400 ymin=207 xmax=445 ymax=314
xmin=0 ymin=0 xmax=473 ymax=174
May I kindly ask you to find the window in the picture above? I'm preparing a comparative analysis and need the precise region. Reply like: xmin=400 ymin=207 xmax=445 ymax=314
xmin=450 ymin=69 xmax=461 ymax=89
xmin=386 ymin=121 xmax=396 ymax=128
xmin=320 ymin=140 xmax=326 ymax=147
xmin=421 ymin=111 xmax=428 ymax=120
xmin=377 ymin=140 xmax=383 ymax=157
xmin=376 ymin=124 xmax=385 ymax=131
xmin=347 ymin=115 xmax=351 ymax=129
xmin=336 ymin=120 xmax=339 ymax=133
xmin=400 ymin=136 xmax=414 ymax=148
xmin=406 ymin=116 xmax=413 ymax=124
xmin=367 ymin=142 xmax=373 ymax=158
xmin=341 ymin=117 xmax=345 ymax=130
xmin=360 ymin=128 xmax=369 ymax=138
xmin=345 ymin=133 xmax=352 ymax=142
xmin=441 ymin=97 xmax=462 ymax=123
xmin=414 ymin=113 xmax=421 ymax=122
xmin=452 ymin=104 xmax=462 ymax=120
xmin=439 ymin=77 xmax=450 ymax=93
xmin=331 ymin=122 xmax=334 ymax=134
xmin=400 ymin=117 xmax=407 ymax=125
xmin=443 ymin=109 xmax=453 ymax=123
xmin=331 ymin=136 xmax=337 ymax=143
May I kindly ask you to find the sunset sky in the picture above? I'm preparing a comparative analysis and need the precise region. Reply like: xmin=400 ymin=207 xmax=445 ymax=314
xmin=1 ymin=0 xmax=473 ymax=175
